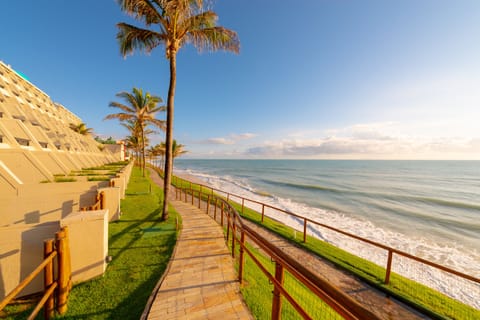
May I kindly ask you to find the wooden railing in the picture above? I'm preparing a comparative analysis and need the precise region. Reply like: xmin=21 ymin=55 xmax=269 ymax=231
xmin=176 ymin=186 xmax=382 ymax=320
xmin=0 ymin=227 xmax=72 ymax=319
xmin=173 ymin=176 xmax=480 ymax=319
xmin=80 ymin=191 xmax=105 ymax=211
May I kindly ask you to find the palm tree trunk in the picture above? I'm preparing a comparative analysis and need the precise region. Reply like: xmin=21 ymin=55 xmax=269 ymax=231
xmin=162 ymin=52 xmax=177 ymax=221
xmin=141 ymin=124 xmax=146 ymax=177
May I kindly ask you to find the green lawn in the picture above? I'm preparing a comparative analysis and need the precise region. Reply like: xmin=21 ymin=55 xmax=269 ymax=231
xmin=58 ymin=167 xmax=179 ymax=319
xmin=2 ymin=166 xmax=178 ymax=320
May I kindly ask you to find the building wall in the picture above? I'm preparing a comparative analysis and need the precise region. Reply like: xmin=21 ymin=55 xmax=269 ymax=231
xmin=0 ymin=61 xmax=131 ymax=300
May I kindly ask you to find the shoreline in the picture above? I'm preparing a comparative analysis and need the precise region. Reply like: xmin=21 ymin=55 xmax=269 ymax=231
xmin=173 ymin=170 xmax=207 ymax=186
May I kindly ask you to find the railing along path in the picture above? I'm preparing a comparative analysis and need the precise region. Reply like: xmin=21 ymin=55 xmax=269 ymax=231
xmin=175 ymin=185 xmax=382 ymax=320
xmin=173 ymin=176 xmax=480 ymax=320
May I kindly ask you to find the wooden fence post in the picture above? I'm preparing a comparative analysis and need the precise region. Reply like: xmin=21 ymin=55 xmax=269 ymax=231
xmin=272 ymin=262 xmax=285 ymax=320
xmin=226 ymin=214 xmax=230 ymax=242
xmin=100 ymin=191 xmax=106 ymax=210
xmin=198 ymin=190 xmax=201 ymax=209
xmin=221 ymin=202 xmax=224 ymax=227
xmin=55 ymin=227 xmax=71 ymax=315
xmin=385 ymin=250 xmax=394 ymax=284
xmin=231 ymin=218 xmax=236 ymax=258
xmin=206 ymin=195 xmax=211 ymax=215
xmin=303 ymin=218 xmax=307 ymax=243
xmin=44 ymin=239 xmax=55 ymax=319
xmin=238 ymin=231 xmax=246 ymax=284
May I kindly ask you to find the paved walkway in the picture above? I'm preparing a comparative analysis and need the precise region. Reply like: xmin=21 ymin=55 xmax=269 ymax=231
xmin=145 ymin=168 xmax=428 ymax=319
xmin=146 ymin=169 xmax=253 ymax=320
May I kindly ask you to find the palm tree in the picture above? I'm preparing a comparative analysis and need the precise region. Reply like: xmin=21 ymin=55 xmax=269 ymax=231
xmin=124 ymin=134 xmax=142 ymax=164
xmin=150 ymin=143 xmax=166 ymax=168
xmin=122 ymin=119 xmax=157 ymax=169
xmin=117 ymin=0 xmax=240 ymax=220
xmin=161 ymin=139 xmax=187 ymax=165
xmin=105 ymin=87 xmax=165 ymax=176
xmin=70 ymin=122 xmax=93 ymax=136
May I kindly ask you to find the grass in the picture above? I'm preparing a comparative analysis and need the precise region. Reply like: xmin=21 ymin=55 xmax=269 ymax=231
xmin=173 ymin=177 xmax=480 ymax=320
xmin=54 ymin=176 xmax=77 ymax=183
xmin=231 ymin=240 xmax=342 ymax=320
xmin=87 ymin=176 xmax=111 ymax=182
xmin=57 ymin=167 xmax=179 ymax=319
xmin=45 ymin=161 xmax=128 ymax=183
xmin=2 ymin=166 xmax=178 ymax=320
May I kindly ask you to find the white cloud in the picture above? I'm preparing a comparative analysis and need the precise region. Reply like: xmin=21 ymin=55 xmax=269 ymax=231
xmin=244 ymin=123 xmax=480 ymax=159
xmin=206 ymin=137 xmax=236 ymax=145
xmin=202 ymin=133 xmax=257 ymax=145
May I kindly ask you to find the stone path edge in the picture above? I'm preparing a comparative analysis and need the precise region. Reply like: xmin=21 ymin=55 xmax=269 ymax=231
xmin=139 ymin=205 xmax=182 ymax=320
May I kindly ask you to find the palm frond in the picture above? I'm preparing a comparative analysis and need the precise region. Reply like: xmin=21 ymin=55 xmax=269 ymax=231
xmin=108 ymin=101 xmax=136 ymax=113
xmin=117 ymin=23 xmax=166 ymax=56
xmin=104 ymin=113 xmax=136 ymax=121
xmin=117 ymin=0 xmax=163 ymax=24
xmin=147 ymin=118 xmax=166 ymax=131
xmin=185 ymin=26 xmax=240 ymax=53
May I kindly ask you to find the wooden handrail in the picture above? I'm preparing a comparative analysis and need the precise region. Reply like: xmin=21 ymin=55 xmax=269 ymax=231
xmin=175 ymin=177 xmax=480 ymax=286
xmin=0 ymin=251 xmax=57 ymax=310
xmin=178 ymin=187 xmax=381 ymax=320
xmin=0 ymin=227 xmax=71 ymax=319
xmin=172 ymin=173 xmax=480 ymax=319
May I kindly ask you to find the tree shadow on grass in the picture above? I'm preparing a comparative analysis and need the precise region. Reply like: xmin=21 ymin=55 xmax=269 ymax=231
xmin=108 ymin=207 xmax=161 ymax=248
xmin=59 ymin=231 xmax=177 ymax=320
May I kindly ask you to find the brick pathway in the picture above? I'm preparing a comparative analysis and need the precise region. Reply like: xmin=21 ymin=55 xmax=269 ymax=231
xmin=145 ymin=168 xmax=428 ymax=319
xmin=145 ymin=188 xmax=252 ymax=319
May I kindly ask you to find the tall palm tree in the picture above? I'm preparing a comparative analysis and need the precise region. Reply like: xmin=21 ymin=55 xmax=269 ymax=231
xmin=105 ymin=87 xmax=165 ymax=176
xmin=117 ymin=0 xmax=240 ymax=220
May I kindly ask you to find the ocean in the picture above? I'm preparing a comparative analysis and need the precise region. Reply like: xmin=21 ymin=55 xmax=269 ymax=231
xmin=174 ymin=159 xmax=480 ymax=305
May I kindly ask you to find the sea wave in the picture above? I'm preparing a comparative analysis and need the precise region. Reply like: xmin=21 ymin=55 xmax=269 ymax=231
xmin=176 ymin=167 xmax=480 ymax=308
xmin=261 ymin=178 xmax=480 ymax=217
xmin=261 ymin=179 xmax=342 ymax=193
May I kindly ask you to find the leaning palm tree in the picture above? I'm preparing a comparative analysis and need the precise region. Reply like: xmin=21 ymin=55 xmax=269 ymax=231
xmin=151 ymin=143 xmax=166 ymax=169
xmin=122 ymin=119 xmax=157 ymax=169
xmin=70 ymin=122 xmax=93 ymax=136
xmin=117 ymin=0 xmax=240 ymax=220
xmin=161 ymin=139 xmax=187 ymax=165
xmin=105 ymin=87 xmax=165 ymax=176
xmin=124 ymin=134 xmax=142 ymax=164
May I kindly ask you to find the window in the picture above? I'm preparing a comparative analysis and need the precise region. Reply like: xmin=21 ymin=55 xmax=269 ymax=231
xmin=15 ymin=138 xmax=29 ymax=146
xmin=0 ymin=87 xmax=10 ymax=97
xmin=13 ymin=115 xmax=26 ymax=122
xmin=39 ymin=142 xmax=48 ymax=148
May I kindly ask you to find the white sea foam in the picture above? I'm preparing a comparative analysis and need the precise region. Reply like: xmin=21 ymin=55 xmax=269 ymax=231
xmin=175 ymin=167 xmax=480 ymax=309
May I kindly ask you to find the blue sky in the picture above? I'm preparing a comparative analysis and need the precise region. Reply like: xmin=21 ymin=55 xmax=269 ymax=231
xmin=1 ymin=0 xmax=480 ymax=159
